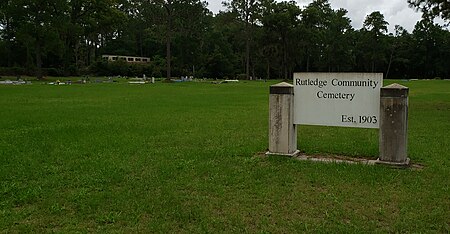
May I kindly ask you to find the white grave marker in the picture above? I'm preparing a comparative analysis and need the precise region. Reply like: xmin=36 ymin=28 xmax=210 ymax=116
xmin=293 ymin=73 xmax=382 ymax=128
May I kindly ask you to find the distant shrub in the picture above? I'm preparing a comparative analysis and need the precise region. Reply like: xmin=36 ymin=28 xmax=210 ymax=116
xmin=0 ymin=67 xmax=74 ymax=77
xmin=89 ymin=60 xmax=154 ymax=77
xmin=0 ymin=67 xmax=27 ymax=76
xmin=236 ymin=73 xmax=247 ymax=80
xmin=42 ymin=68 xmax=64 ymax=77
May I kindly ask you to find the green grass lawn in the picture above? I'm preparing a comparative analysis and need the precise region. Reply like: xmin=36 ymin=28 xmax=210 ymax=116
xmin=1 ymin=80 xmax=449 ymax=232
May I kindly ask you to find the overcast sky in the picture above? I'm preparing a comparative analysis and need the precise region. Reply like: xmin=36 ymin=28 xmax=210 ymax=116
xmin=206 ymin=0 xmax=447 ymax=33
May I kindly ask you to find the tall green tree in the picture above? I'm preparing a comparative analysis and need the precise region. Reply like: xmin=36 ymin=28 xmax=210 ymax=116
xmin=204 ymin=11 xmax=242 ymax=78
xmin=385 ymin=25 xmax=410 ymax=78
xmin=300 ymin=0 xmax=334 ymax=72
xmin=261 ymin=0 xmax=300 ymax=79
xmin=0 ymin=0 xmax=16 ymax=67
xmin=321 ymin=8 xmax=353 ymax=72
xmin=173 ymin=0 xmax=210 ymax=76
xmin=68 ymin=0 xmax=125 ymax=70
xmin=142 ymin=0 xmax=208 ymax=80
xmin=408 ymin=0 xmax=450 ymax=20
xmin=148 ymin=0 xmax=176 ymax=80
xmin=224 ymin=0 xmax=260 ymax=80
xmin=412 ymin=18 xmax=450 ymax=78
xmin=361 ymin=11 xmax=389 ymax=72
xmin=12 ymin=0 xmax=66 ymax=79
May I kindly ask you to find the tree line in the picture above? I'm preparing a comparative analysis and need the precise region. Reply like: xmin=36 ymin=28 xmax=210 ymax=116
xmin=0 ymin=0 xmax=449 ymax=80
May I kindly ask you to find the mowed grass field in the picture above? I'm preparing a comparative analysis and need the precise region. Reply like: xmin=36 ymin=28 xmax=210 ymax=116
xmin=0 ymin=79 xmax=449 ymax=232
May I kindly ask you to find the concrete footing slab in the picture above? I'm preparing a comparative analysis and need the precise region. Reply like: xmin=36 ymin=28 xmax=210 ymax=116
xmin=266 ymin=150 xmax=300 ymax=157
xmin=375 ymin=158 xmax=411 ymax=168
xmin=260 ymin=152 xmax=415 ymax=169
xmin=295 ymin=154 xmax=377 ymax=165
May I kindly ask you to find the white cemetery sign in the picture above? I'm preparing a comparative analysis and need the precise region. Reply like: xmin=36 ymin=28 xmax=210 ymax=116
xmin=293 ymin=73 xmax=383 ymax=129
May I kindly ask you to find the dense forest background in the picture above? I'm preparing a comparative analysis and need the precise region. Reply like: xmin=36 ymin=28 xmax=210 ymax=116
xmin=0 ymin=0 xmax=449 ymax=79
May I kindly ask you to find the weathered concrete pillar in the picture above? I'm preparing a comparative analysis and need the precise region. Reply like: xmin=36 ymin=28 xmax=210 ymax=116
xmin=377 ymin=83 xmax=410 ymax=166
xmin=267 ymin=82 xmax=299 ymax=156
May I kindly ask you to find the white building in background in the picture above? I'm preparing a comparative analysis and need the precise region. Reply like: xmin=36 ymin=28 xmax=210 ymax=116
xmin=102 ymin=55 xmax=150 ymax=63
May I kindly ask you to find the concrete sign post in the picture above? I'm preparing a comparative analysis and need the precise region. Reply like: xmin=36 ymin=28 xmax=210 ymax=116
xmin=267 ymin=82 xmax=299 ymax=156
xmin=377 ymin=83 xmax=410 ymax=166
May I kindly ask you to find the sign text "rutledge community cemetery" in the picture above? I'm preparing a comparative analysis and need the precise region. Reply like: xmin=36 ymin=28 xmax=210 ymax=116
xmin=293 ymin=73 xmax=383 ymax=129
xmin=295 ymin=78 xmax=379 ymax=101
